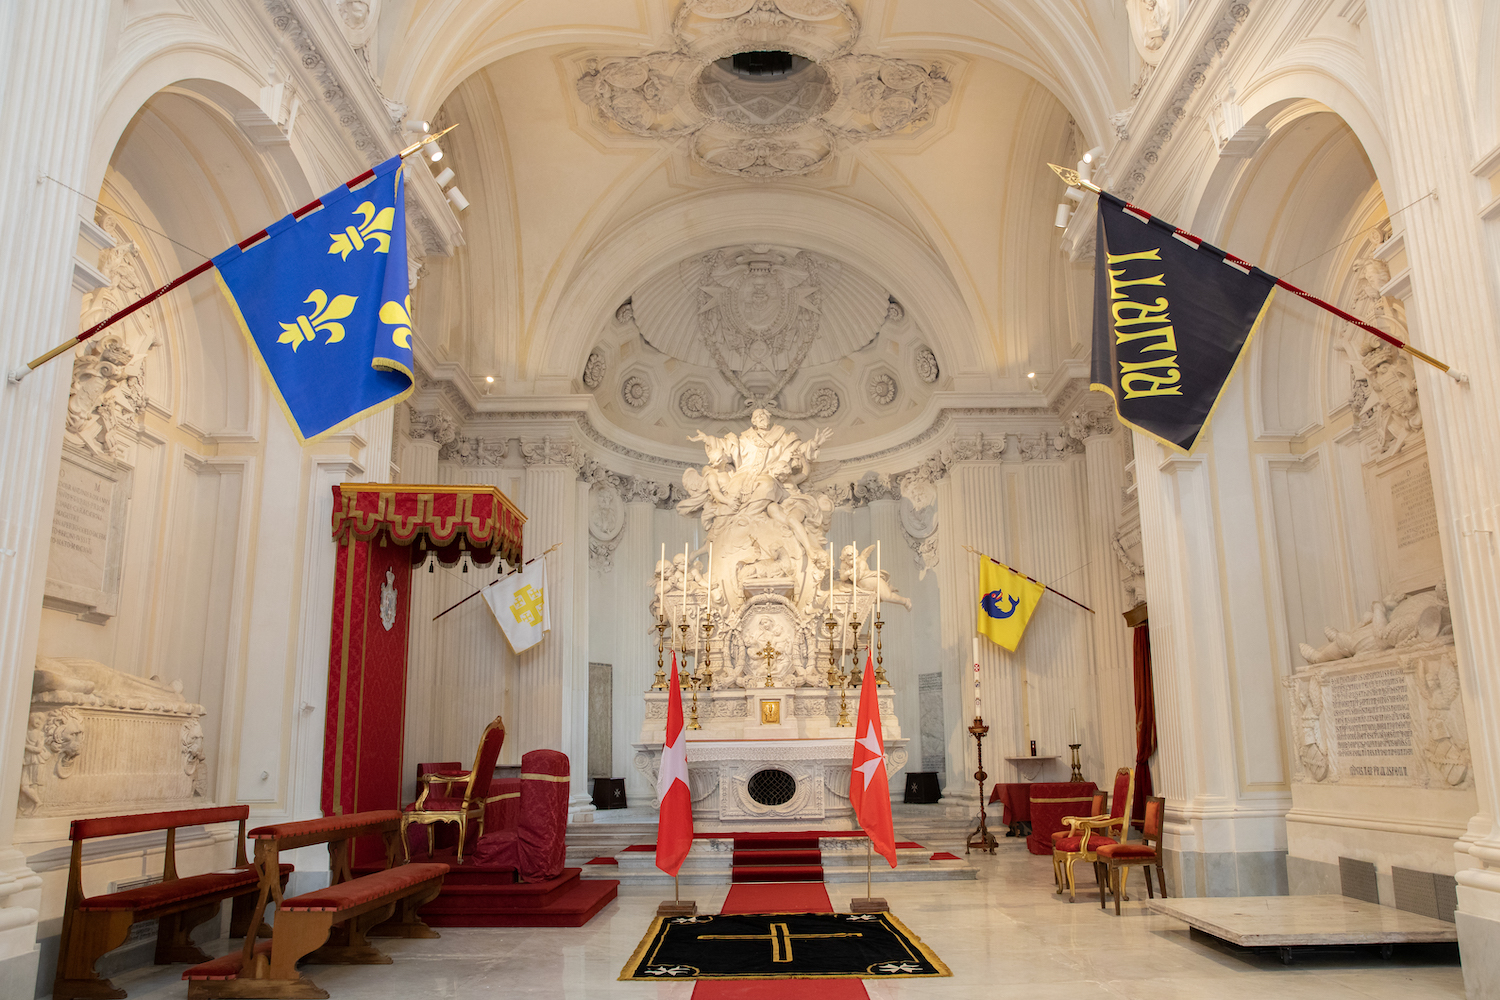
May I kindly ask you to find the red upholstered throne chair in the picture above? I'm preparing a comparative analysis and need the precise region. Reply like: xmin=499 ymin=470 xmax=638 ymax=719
xmin=1049 ymin=789 xmax=1108 ymax=870
xmin=1094 ymin=794 xmax=1168 ymax=914
xmin=1052 ymin=767 xmax=1135 ymax=902
xmin=401 ymin=716 xmax=507 ymax=864
xmin=472 ymin=750 xmax=571 ymax=882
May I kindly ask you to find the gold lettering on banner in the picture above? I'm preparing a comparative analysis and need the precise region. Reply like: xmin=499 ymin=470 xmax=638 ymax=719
xmin=1108 ymin=247 xmax=1182 ymax=398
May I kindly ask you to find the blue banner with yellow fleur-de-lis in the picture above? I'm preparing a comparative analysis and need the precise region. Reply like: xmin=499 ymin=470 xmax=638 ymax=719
xmin=212 ymin=155 xmax=415 ymax=443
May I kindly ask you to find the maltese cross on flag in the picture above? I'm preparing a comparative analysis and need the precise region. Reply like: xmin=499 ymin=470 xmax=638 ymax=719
xmin=849 ymin=650 xmax=898 ymax=868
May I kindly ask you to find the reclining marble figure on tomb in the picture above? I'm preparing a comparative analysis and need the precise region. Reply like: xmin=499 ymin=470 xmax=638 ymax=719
xmin=22 ymin=657 xmax=208 ymax=817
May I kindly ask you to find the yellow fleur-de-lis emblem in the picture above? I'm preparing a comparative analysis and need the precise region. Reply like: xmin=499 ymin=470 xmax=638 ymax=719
xmin=278 ymin=290 xmax=359 ymax=352
xmin=328 ymin=202 xmax=394 ymax=260
xmin=380 ymin=295 xmax=413 ymax=350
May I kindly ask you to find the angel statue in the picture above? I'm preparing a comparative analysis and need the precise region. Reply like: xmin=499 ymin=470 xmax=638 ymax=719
xmin=838 ymin=542 xmax=912 ymax=611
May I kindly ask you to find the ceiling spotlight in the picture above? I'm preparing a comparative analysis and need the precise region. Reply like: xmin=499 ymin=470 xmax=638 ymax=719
xmin=485 ymin=375 xmax=495 ymax=383
xmin=1054 ymin=203 xmax=1072 ymax=228
xmin=1027 ymin=372 xmax=1036 ymax=379
xmin=427 ymin=142 xmax=443 ymax=162
xmin=1082 ymin=146 xmax=1104 ymax=164
xmin=445 ymin=186 xmax=469 ymax=211
xmin=406 ymin=119 xmax=430 ymax=134
xmin=432 ymin=166 xmax=455 ymax=188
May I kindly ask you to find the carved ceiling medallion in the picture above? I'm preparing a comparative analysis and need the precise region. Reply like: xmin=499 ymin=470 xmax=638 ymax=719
xmin=574 ymin=0 xmax=951 ymax=179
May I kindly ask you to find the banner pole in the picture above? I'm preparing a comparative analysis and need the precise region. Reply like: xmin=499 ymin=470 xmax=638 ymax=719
xmin=1047 ymin=162 xmax=1467 ymax=384
xmin=9 ymin=126 xmax=461 ymax=385
xmin=866 ymin=839 xmax=872 ymax=899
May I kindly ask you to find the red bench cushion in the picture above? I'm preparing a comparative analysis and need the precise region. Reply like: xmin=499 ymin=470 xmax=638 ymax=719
xmin=279 ymin=862 xmax=448 ymax=913
xmin=248 ymin=809 xmax=402 ymax=840
xmin=71 ymin=806 xmax=249 ymax=841
xmin=1094 ymin=843 xmax=1158 ymax=860
xmin=1053 ymin=834 xmax=1117 ymax=853
xmin=182 ymin=941 xmax=272 ymax=981
xmin=77 ymin=865 xmax=285 ymax=913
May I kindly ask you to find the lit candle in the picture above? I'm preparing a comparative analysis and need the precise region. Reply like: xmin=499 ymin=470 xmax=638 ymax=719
xmin=973 ymin=637 xmax=982 ymax=719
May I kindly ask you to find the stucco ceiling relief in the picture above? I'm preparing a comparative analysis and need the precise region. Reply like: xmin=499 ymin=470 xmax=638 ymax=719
xmin=573 ymin=0 xmax=951 ymax=179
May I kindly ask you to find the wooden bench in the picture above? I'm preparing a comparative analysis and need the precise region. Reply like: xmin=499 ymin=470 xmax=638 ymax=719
xmin=183 ymin=810 xmax=447 ymax=999
xmin=55 ymin=805 xmax=291 ymax=1000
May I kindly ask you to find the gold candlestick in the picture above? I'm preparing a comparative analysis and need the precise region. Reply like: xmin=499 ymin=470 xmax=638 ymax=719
xmin=966 ymin=719 xmax=997 ymax=855
xmin=824 ymin=614 xmax=840 ymax=688
xmin=1068 ymin=743 xmax=1083 ymax=782
xmin=700 ymin=612 xmax=715 ymax=690
xmin=651 ymin=616 xmax=668 ymax=690
xmin=873 ymin=613 xmax=887 ymax=686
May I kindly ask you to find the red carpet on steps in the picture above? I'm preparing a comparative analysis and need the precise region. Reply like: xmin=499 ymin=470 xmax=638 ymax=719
xmin=729 ymin=834 xmax=824 ymax=883
xmin=690 ymin=880 xmax=870 ymax=1000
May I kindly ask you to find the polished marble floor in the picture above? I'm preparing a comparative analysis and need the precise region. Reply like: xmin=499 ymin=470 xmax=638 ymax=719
xmin=110 ymin=837 xmax=1463 ymax=999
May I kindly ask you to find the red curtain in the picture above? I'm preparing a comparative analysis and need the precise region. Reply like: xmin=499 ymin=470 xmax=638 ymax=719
xmin=1132 ymin=623 xmax=1157 ymax=825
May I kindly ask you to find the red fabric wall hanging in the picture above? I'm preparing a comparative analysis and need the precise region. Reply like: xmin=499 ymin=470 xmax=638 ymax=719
xmin=1132 ymin=623 xmax=1157 ymax=825
xmin=322 ymin=483 xmax=526 ymax=865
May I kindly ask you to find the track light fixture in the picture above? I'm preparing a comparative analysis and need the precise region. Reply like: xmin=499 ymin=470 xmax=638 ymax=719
xmin=433 ymin=166 xmax=455 ymax=188
xmin=1081 ymin=146 xmax=1104 ymax=164
xmin=427 ymin=143 xmax=443 ymax=162
xmin=445 ymin=186 xmax=469 ymax=211
xmin=1054 ymin=203 xmax=1072 ymax=228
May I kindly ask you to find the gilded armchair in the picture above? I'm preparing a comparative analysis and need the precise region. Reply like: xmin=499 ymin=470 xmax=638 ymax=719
xmin=1052 ymin=766 xmax=1135 ymax=902
xmin=401 ymin=716 xmax=506 ymax=864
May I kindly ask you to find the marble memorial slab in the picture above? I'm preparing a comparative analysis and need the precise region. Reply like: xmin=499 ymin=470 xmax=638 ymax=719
xmin=1149 ymin=895 xmax=1456 ymax=947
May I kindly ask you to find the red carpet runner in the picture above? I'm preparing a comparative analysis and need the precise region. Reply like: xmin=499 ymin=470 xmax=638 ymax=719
xmin=729 ymin=833 xmax=824 ymax=883
xmin=690 ymin=878 xmax=870 ymax=999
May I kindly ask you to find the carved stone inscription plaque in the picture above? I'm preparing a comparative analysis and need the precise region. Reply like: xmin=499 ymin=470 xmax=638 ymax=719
xmin=51 ymin=461 xmax=113 ymax=590
xmin=1330 ymin=667 xmax=1416 ymax=780
xmin=44 ymin=453 xmax=128 ymax=621
xmin=1373 ymin=453 xmax=1442 ymax=594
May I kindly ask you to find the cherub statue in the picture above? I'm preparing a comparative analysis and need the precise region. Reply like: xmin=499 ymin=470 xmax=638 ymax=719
xmin=838 ymin=543 xmax=912 ymax=611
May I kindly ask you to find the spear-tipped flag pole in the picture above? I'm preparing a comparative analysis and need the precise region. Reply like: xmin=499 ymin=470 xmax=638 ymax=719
xmin=1050 ymin=161 xmax=1466 ymax=455
xmin=8 ymin=124 xmax=459 ymax=387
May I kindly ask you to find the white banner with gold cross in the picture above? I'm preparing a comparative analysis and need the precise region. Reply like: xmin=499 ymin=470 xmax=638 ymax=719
xmin=482 ymin=558 xmax=550 ymax=653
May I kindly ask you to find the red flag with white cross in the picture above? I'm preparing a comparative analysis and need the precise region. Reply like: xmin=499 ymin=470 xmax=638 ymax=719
xmin=655 ymin=652 xmax=694 ymax=876
xmin=849 ymin=650 xmax=897 ymax=868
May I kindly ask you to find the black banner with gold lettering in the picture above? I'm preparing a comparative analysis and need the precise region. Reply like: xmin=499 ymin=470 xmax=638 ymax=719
xmin=1091 ymin=193 xmax=1277 ymax=453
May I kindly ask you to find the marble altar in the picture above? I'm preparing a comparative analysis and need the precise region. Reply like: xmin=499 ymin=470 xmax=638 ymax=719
xmin=637 ymin=410 xmax=911 ymax=823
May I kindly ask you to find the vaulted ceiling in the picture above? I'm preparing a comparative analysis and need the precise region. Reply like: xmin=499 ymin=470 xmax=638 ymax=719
xmin=373 ymin=0 xmax=1137 ymax=449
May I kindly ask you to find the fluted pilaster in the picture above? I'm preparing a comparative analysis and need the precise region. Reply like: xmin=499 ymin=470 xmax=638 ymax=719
xmin=1368 ymin=0 xmax=1500 ymax=975
xmin=1081 ymin=429 xmax=1136 ymax=776
xmin=618 ymin=500 xmax=656 ymax=803
xmin=0 ymin=2 xmax=110 ymax=976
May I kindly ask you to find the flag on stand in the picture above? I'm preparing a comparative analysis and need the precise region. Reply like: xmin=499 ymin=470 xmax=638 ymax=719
xmin=1091 ymin=192 xmax=1277 ymax=453
xmin=482 ymin=558 xmax=550 ymax=653
xmin=849 ymin=651 xmax=897 ymax=869
xmin=977 ymin=557 xmax=1046 ymax=652
xmin=656 ymin=652 xmax=694 ymax=877
xmin=212 ymin=154 xmax=415 ymax=443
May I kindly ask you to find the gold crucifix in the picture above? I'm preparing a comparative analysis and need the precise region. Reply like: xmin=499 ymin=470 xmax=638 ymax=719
xmin=698 ymin=922 xmax=862 ymax=963
xmin=757 ymin=641 xmax=780 ymax=688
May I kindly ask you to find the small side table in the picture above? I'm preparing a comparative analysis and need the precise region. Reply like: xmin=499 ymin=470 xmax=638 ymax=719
xmin=1004 ymin=755 xmax=1060 ymax=782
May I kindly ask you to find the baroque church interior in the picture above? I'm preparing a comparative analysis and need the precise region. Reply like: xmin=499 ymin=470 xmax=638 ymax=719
xmin=2 ymin=0 xmax=1500 ymax=997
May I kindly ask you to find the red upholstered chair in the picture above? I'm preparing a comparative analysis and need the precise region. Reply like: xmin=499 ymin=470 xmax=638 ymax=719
xmin=1094 ymin=795 xmax=1167 ymax=914
xmin=472 ymin=750 xmax=571 ymax=881
xmin=401 ymin=716 xmax=506 ymax=864
xmin=1025 ymin=782 xmax=1099 ymax=856
xmin=1050 ymin=789 xmax=1107 ymax=885
xmin=1052 ymin=767 xmax=1134 ymax=902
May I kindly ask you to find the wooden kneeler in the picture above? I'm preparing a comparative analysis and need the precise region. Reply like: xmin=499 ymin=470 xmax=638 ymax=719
xmin=183 ymin=811 xmax=447 ymax=999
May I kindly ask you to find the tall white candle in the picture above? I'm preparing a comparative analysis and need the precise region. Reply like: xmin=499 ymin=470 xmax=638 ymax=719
xmin=706 ymin=542 xmax=713 ymax=609
xmin=1071 ymin=708 xmax=1079 ymax=745
xmin=827 ymin=542 xmax=834 ymax=611
xmin=658 ymin=542 xmax=665 ymax=612
xmin=850 ymin=541 xmax=858 ymax=646
xmin=973 ymin=637 xmax=982 ymax=719
xmin=876 ymin=540 xmax=881 ymax=613
xmin=681 ymin=542 xmax=689 ymax=651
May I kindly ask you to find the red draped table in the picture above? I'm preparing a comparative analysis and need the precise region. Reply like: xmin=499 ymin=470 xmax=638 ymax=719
xmin=988 ymin=783 xmax=1033 ymax=837
xmin=1024 ymin=781 xmax=1098 ymax=856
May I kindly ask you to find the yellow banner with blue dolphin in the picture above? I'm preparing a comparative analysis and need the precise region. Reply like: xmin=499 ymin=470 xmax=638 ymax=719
xmin=212 ymin=155 xmax=414 ymax=443
xmin=977 ymin=557 xmax=1046 ymax=652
